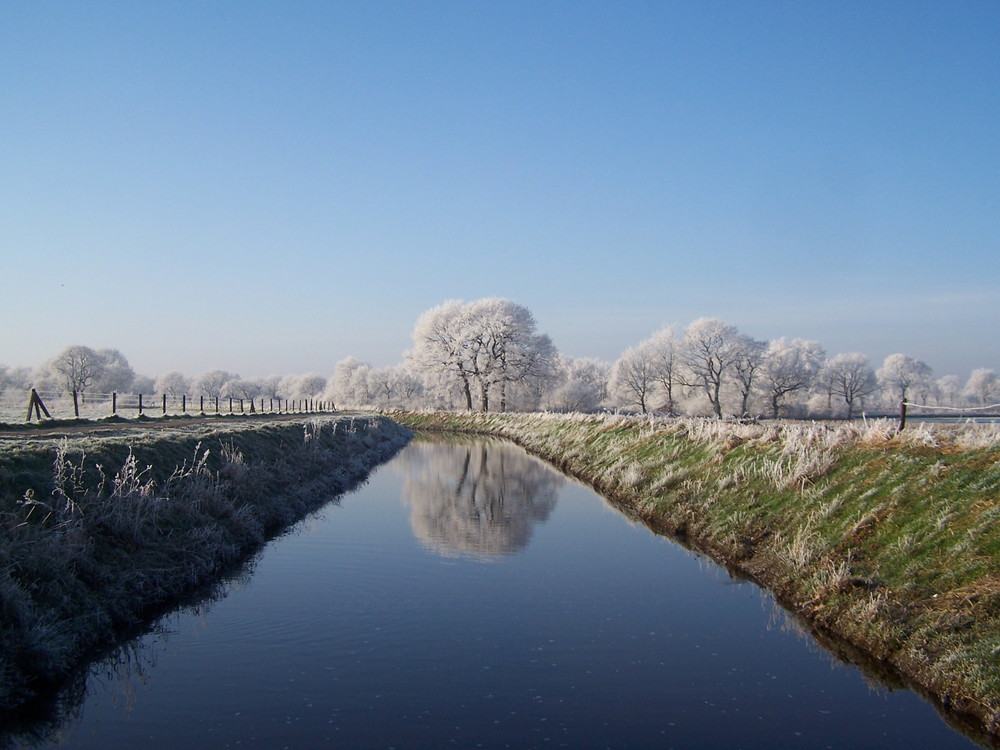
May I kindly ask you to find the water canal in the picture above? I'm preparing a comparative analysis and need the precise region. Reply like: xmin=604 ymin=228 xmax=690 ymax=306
xmin=9 ymin=435 xmax=986 ymax=748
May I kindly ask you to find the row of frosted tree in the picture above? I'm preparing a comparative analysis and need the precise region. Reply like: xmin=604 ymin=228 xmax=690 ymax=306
xmin=335 ymin=300 xmax=999 ymax=418
xmin=3 ymin=297 xmax=999 ymax=419
xmin=0 ymin=348 xmax=330 ymax=406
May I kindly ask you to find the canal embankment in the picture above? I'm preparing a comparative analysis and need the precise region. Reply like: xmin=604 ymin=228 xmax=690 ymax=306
xmin=0 ymin=414 xmax=412 ymax=710
xmin=392 ymin=411 xmax=1000 ymax=739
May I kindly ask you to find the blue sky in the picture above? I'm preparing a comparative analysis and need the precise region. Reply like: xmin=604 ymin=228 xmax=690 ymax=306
xmin=2 ymin=1 xmax=997 ymax=380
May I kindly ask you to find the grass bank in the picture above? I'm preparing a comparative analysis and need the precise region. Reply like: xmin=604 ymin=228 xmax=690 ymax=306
xmin=0 ymin=415 xmax=411 ymax=711
xmin=393 ymin=411 xmax=1000 ymax=739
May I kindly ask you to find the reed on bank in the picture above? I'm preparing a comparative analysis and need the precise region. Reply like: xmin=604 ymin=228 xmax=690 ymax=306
xmin=392 ymin=411 xmax=1000 ymax=737
xmin=0 ymin=415 xmax=411 ymax=711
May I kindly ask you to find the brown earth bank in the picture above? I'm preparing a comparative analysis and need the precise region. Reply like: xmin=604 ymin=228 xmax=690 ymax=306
xmin=0 ymin=413 xmax=412 ymax=716
xmin=390 ymin=411 xmax=1000 ymax=747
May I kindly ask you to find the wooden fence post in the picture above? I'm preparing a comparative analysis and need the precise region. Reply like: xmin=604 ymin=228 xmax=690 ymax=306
xmin=112 ymin=392 xmax=117 ymax=415
xmin=25 ymin=389 xmax=52 ymax=422
xmin=898 ymin=399 xmax=908 ymax=433
xmin=162 ymin=393 xmax=167 ymax=415
xmin=138 ymin=393 xmax=144 ymax=416
xmin=182 ymin=394 xmax=187 ymax=413
xmin=72 ymin=390 xmax=80 ymax=418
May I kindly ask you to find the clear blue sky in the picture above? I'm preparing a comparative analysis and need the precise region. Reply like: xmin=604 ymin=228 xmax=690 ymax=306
xmin=2 ymin=1 xmax=997 ymax=380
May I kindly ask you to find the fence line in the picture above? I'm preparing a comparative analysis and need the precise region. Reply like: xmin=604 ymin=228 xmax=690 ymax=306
xmin=901 ymin=401 xmax=1000 ymax=412
xmin=3 ymin=390 xmax=336 ymax=423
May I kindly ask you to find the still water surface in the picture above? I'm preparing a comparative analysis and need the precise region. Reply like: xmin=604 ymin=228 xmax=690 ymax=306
xmin=30 ymin=436 xmax=984 ymax=749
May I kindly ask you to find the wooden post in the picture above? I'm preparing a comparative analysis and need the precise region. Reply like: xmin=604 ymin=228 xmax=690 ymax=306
xmin=898 ymin=398 xmax=908 ymax=433
xmin=182 ymin=394 xmax=187 ymax=413
xmin=112 ymin=392 xmax=117 ymax=415
xmin=138 ymin=393 xmax=144 ymax=416
xmin=162 ymin=393 xmax=167 ymax=415
xmin=26 ymin=389 xmax=52 ymax=421
xmin=72 ymin=390 xmax=80 ymax=418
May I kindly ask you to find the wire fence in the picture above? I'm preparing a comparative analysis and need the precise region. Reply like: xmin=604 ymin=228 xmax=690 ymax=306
xmin=896 ymin=400 xmax=1000 ymax=428
xmin=3 ymin=389 xmax=335 ymax=424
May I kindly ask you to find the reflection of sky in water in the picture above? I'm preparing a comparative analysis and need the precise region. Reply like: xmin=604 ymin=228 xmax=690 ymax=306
xmin=394 ymin=439 xmax=562 ymax=559
xmin=6 ymin=438 xmax=985 ymax=750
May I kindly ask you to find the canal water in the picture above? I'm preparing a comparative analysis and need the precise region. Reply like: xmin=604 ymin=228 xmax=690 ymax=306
xmin=12 ymin=436 xmax=986 ymax=748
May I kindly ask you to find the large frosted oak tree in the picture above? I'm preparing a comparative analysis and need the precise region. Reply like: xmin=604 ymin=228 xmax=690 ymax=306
xmin=407 ymin=298 xmax=554 ymax=413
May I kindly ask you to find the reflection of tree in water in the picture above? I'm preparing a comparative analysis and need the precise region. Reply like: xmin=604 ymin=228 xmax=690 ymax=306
xmin=398 ymin=440 xmax=564 ymax=559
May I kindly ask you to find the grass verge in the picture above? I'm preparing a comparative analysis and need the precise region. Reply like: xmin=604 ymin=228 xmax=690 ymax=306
xmin=392 ymin=411 xmax=1000 ymax=740
xmin=0 ymin=414 xmax=411 ymax=712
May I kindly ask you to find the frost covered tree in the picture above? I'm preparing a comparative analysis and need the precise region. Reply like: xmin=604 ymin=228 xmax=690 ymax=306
xmin=132 ymin=374 xmax=155 ymax=393
xmin=284 ymin=373 xmax=327 ymax=400
xmin=223 ymin=378 xmax=262 ymax=401
xmin=761 ymin=338 xmax=824 ymax=418
xmin=611 ymin=342 xmax=658 ymax=413
xmin=92 ymin=348 xmax=136 ymax=393
xmin=368 ymin=364 xmax=424 ymax=408
xmin=964 ymin=368 xmax=999 ymax=406
xmin=680 ymin=318 xmax=740 ymax=418
xmin=877 ymin=354 xmax=932 ymax=404
xmin=258 ymin=375 xmax=283 ymax=399
xmin=934 ymin=375 xmax=962 ymax=407
xmin=326 ymin=357 xmax=375 ymax=407
xmin=731 ymin=335 xmax=767 ymax=416
xmin=0 ymin=365 xmax=31 ymax=395
xmin=544 ymin=356 xmax=609 ymax=413
xmin=193 ymin=370 xmax=238 ymax=399
xmin=407 ymin=301 xmax=478 ymax=410
xmin=824 ymin=353 xmax=877 ymax=419
xmin=155 ymin=371 xmax=190 ymax=397
xmin=47 ymin=345 xmax=104 ymax=396
xmin=647 ymin=326 xmax=681 ymax=414
xmin=408 ymin=298 xmax=554 ymax=413
xmin=484 ymin=301 xmax=556 ymax=412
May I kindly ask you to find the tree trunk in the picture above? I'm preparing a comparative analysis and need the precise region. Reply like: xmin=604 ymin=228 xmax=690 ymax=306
xmin=460 ymin=374 xmax=473 ymax=411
